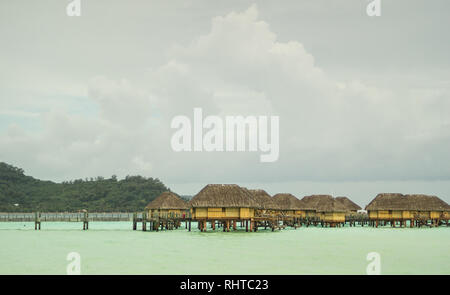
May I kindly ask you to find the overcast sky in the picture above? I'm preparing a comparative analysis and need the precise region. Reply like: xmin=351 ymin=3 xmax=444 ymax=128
xmin=1 ymin=0 xmax=450 ymax=206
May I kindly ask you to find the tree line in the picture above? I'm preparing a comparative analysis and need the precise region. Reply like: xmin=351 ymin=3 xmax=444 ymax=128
xmin=0 ymin=162 xmax=172 ymax=212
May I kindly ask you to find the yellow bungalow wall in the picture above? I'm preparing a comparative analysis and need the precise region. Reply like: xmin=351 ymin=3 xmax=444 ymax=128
xmin=392 ymin=211 xmax=402 ymax=219
xmin=192 ymin=207 xmax=255 ymax=219
xmin=193 ymin=208 xmax=208 ymax=218
xmin=295 ymin=210 xmax=317 ymax=217
xmin=207 ymin=207 xmax=223 ymax=218
xmin=368 ymin=210 xmax=450 ymax=220
xmin=322 ymin=212 xmax=346 ymax=223
xmin=402 ymin=211 xmax=412 ymax=219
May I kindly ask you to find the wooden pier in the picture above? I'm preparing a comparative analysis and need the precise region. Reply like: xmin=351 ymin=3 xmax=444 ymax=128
xmin=0 ymin=212 xmax=134 ymax=222
xmin=31 ymin=211 xmax=89 ymax=230
xmin=1 ymin=212 xmax=134 ymax=230
xmin=1 ymin=211 xmax=192 ymax=231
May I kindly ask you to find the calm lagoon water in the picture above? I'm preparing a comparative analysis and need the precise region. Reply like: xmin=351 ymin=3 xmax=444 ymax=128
xmin=0 ymin=222 xmax=449 ymax=274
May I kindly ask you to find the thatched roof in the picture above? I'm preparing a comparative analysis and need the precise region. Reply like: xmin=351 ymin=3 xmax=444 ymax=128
xmin=248 ymin=189 xmax=281 ymax=210
xmin=365 ymin=193 xmax=450 ymax=211
xmin=365 ymin=193 xmax=405 ymax=211
xmin=272 ymin=193 xmax=304 ymax=210
xmin=189 ymin=184 xmax=259 ymax=208
xmin=300 ymin=195 xmax=348 ymax=213
xmin=336 ymin=196 xmax=362 ymax=211
xmin=405 ymin=194 xmax=450 ymax=211
xmin=145 ymin=191 xmax=188 ymax=210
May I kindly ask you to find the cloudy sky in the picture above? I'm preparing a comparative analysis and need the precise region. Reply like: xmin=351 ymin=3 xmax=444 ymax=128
xmin=1 ymin=0 xmax=450 ymax=206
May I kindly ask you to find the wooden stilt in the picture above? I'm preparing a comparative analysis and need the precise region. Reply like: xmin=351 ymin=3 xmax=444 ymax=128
xmin=34 ymin=212 xmax=41 ymax=231
xmin=132 ymin=212 xmax=137 ymax=230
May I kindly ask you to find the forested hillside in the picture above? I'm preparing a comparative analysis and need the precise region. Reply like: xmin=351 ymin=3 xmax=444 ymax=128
xmin=0 ymin=162 xmax=170 ymax=212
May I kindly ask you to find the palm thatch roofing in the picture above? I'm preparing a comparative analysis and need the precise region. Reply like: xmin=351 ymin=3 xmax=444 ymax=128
xmin=336 ymin=196 xmax=362 ymax=211
xmin=189 ymin=184 xmax=259 ymax=208
xmin=300 ymin=195 xmax=347 ymax=212
xmin=365 ymin=193 xmax=450 ymax=211
xmin=145 ymin=191 xmax=188 ymax=210
xmin=272 ymin=193 xmax=304 ymax=210
xmin=248 ymin=189 xmax=281 ymax=210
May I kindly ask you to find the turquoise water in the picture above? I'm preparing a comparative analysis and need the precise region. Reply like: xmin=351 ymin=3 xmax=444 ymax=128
xmin=0 ymin=222 xmax=449 ymax=274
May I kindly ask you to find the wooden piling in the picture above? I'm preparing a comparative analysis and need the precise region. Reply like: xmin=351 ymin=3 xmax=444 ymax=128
xmin=34 ymin=212 xmax=41 ymax=230
xmin=82 ymin=211 xmax=89 ymax=230
xmin=132 ymin=213 xmax=137 ymax=230
xmin=142 ymin=212 xmax=147 ymax=231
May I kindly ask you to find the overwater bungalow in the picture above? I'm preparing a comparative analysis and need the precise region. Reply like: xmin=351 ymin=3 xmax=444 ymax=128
xmin=145 ymin=191 xmax=189 ymax=218
xmin=300 ymin=195 xmax=347 ymax=226
xmin=335 ymin=196 xmax=362 ymax=214
xmin=272 ymin=193 xmax=304 ymax=217
xmin=247 ymin=189 xmax=281 ymax=217
xmin=189 ymin=184 xmax=259 ymax=232
xmin=335 ymin=196 xmax=366 ymax=226
xmin=365 ymin=193 xmax=450 ymax=227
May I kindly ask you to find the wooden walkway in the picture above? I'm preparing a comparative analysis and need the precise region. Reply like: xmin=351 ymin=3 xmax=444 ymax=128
xmin=0 ymin=212 xmax=191 ymax=231
xmin=0 ymin=212 xmax=133 ymax=222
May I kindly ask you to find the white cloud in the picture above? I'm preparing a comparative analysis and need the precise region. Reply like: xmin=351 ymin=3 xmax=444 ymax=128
xmin=1 ymin=4 xmax=450 ymax=189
